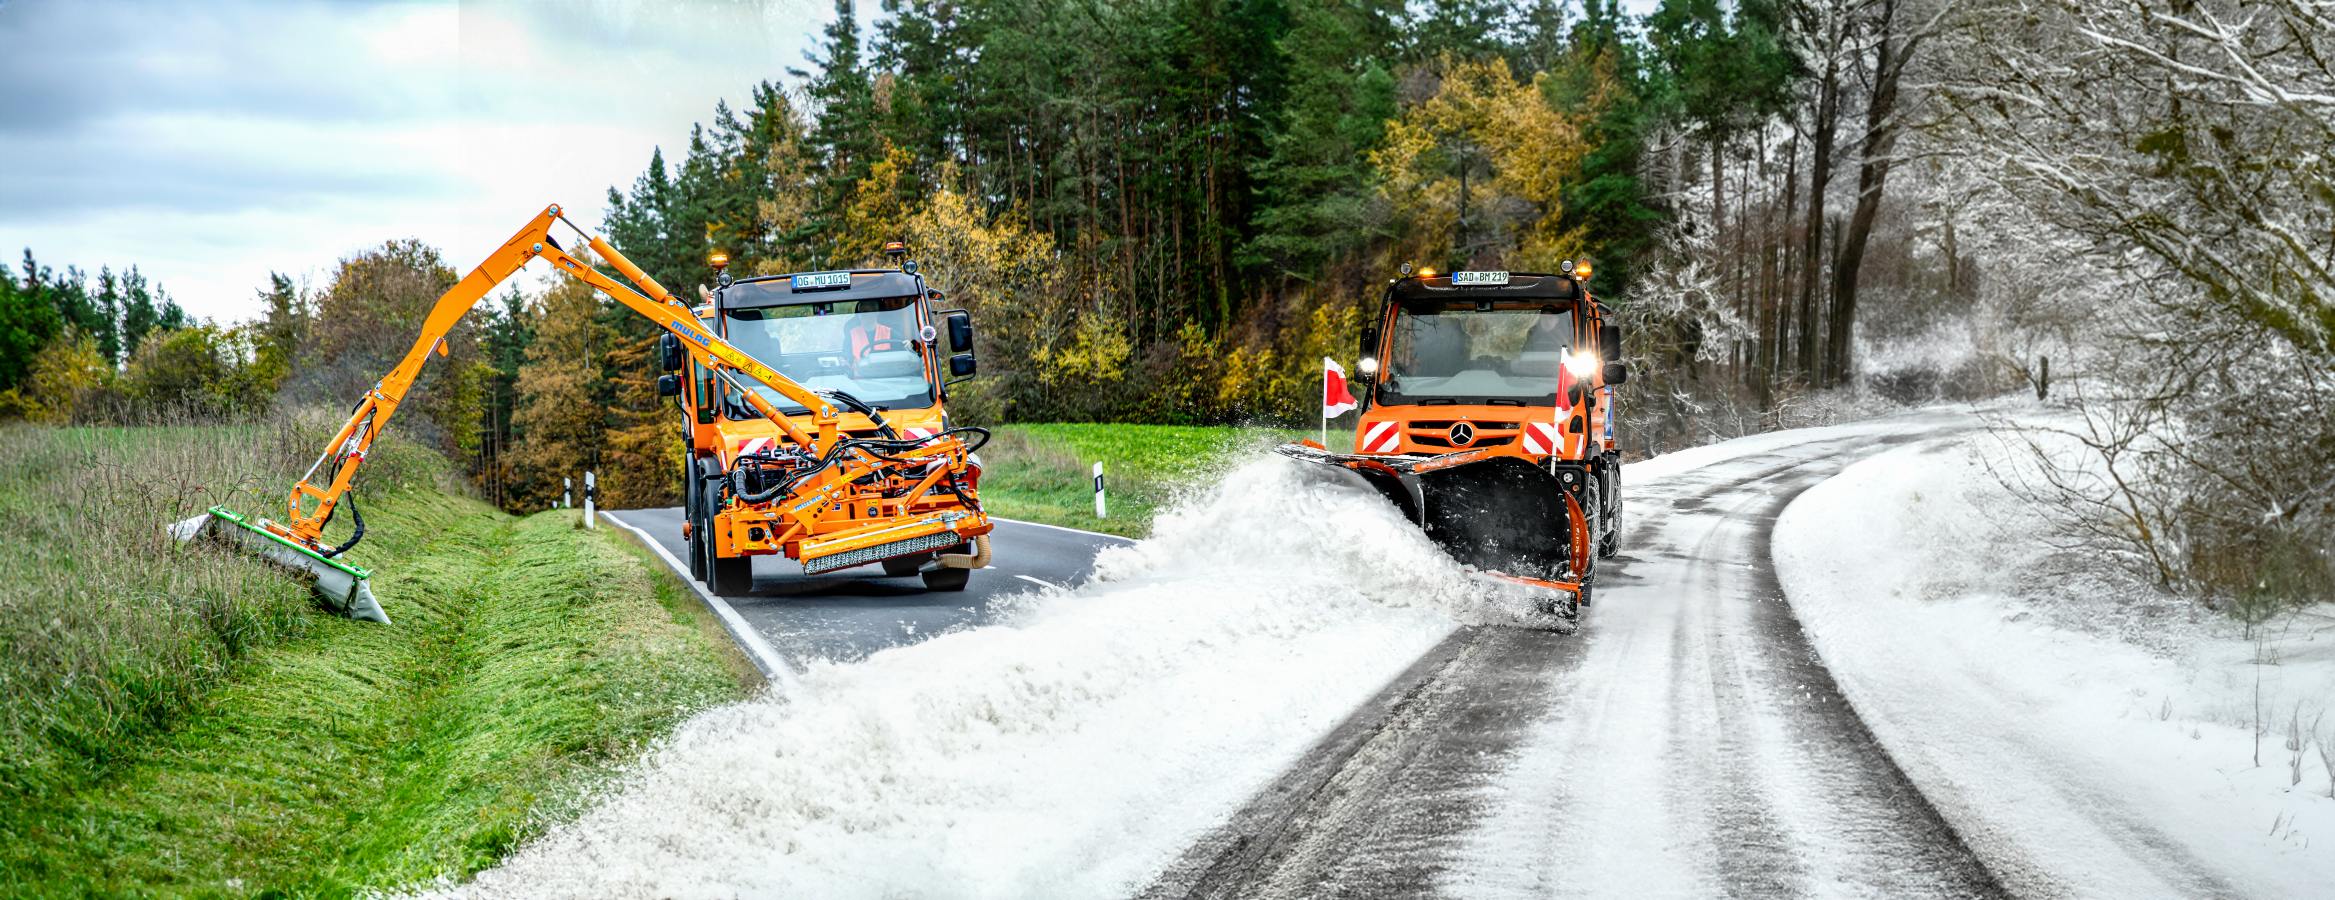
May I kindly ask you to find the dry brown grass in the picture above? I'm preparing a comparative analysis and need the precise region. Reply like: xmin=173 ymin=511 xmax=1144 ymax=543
xmin=0 ymin=409 xmax=437 ymax=802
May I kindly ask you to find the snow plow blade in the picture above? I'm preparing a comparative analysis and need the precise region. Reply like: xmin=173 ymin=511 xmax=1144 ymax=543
xmin=168 ymin=505 xmax=389 ymax=624
xmin=1276 ymin=442 xmax=1571 ymax=582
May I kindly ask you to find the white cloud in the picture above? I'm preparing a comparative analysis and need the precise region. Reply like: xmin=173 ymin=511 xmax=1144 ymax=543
xmin=0 ymin=0 xmax=859 ymax=322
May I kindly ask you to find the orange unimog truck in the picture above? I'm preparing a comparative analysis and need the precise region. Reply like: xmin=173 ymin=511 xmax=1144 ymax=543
xmin=660 ymin=244 xmax=994 ymax=595
xmin=174 ymin=206 xmax=991 ymax=624
xmin=1280 ymin=261 xmax=1626 ymax=619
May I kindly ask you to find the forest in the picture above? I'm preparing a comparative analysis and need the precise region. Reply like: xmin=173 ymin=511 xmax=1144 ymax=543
xmin=2 ymin=0 xmax=2327 ymax=609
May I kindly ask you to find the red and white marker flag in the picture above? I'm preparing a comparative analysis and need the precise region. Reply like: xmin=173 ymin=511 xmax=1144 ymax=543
xmin=1322 ymin=357 xmax=1359 ymax=449
xmin=1323 ymin=357 xmax=1358 ymax=417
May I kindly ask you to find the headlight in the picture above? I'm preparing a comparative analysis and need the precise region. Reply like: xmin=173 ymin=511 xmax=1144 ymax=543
xmin=1358 ymin=356 xmax=1380 ymax=376
xmin=1564 ymin=351 xmax=1600 ymax=378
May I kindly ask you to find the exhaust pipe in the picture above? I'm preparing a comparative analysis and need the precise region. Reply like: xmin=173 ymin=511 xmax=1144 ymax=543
xmin=932 ymin=534 xmax=991 ymax=570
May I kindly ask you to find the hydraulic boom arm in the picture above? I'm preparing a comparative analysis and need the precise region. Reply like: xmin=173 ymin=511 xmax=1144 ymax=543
xmin=276 ymin=203 xmax=846 ymax=552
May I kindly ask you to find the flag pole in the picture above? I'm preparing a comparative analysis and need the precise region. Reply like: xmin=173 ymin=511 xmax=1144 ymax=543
xmin=1320 ymin=365 xmax=1329 ymax=448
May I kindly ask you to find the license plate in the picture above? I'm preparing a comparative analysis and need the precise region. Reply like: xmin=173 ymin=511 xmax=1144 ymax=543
xmin=791 ymin=272 xmax=852 ymax=291
xmin=1453 ymin=270 xmax=1509 ymax=286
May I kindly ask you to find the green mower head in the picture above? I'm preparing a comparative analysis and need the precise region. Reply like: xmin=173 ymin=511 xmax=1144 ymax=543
xmin=168 ymin=505 xmax=389 ymax=623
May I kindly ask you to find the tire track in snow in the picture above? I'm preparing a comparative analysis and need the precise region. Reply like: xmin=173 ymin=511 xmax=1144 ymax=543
xmin=1142 ymin=432 xmax=1999 ymax=899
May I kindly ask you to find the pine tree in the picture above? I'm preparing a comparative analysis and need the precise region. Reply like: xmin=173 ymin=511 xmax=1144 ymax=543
xmin=0 ymin=262 xmax=62 ymax=393
xmin=1546 ymin=1 xmax=1666 ymax=293
xmin=795 ymin=0 xmax=882 ymax=261
xmin=251 ymin=272 xmax=308 ymax=395
xmin=1246 ymin=0 xmax=1403 ymax=276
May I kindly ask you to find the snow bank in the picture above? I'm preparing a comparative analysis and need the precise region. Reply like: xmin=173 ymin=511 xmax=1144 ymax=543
xmin=436 ymin=455 xmax=1541 ymax=899
xmin=1774 ymin=430 xmax=2335 ymax=897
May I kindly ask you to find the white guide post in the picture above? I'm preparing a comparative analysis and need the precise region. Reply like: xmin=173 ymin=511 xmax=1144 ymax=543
xmin=583 ymin=470 xmax=596 ymax=529
xmin=562 ymin=476 xmax=572 ymax=509
xmin=1092 ymin=461 xmax=1107 ymax=519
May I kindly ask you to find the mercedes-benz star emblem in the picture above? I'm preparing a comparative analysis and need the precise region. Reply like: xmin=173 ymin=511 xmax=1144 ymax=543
xmin=1449 ymin=421 xmax=1475 ymax=446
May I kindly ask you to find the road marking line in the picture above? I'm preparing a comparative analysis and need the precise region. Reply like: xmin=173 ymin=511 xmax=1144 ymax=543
xmin=600 ymin=511 xmax=793 ymax=684
xmin=992 ymin=516 xmax=1137 ymax=543
xmin=1014 ymin=574 xmax=1062 ymax=590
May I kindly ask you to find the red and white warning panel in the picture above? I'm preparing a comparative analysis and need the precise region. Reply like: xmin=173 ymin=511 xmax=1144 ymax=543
xmin=1359 ymin=419 xmax=1401 ymax=453
xmin=1520 ymin=420 xmax=1562 ymax=455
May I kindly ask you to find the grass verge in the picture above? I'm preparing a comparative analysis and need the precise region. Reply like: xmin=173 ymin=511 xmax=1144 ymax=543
xmin=976 ymin=423 xmax=1304 ymax=537
xmin=0 ymin=421 xmax=752 ymax=895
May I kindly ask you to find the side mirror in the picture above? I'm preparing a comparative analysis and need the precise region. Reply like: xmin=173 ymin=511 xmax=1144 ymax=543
xmin=1598 ymin=323 xmax=1622 ymax=363
xmin=1358 ymin=327 xmax=1380 ymax=362
xmin=949 ymin=353 xmax=978 ymax=378
xmin=945 ymin=312 xmax=975 ymax=354
xmin=657 ymin=373 xmax=683 ymax=397
xmin=1603 ymin=362 xmax=1629 ymax=385
xmin=659 ymin=333 xmax=684 ymax=372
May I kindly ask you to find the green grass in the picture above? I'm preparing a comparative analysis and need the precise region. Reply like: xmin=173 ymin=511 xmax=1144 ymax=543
xmin=0 ymin=420 xmax=753 ymax=895
xmin=976 ymin=423 xmax=1305 ymax=537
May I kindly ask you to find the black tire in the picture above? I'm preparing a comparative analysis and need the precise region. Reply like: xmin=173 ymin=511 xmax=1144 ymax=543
xmin=702 ymin=477 xmax=755 ymax=595
xmin=920 ymin=565 xmax=971 ymax=592
xmin=881 ymin=553 xmax=929 ymax=577
xmin=687 ymin=515 xmax=709 ymax=580
xmin=1598 ymin=463 xmax=1623 ymax=559
xmin=1571 ymin=480 xmax=1600 ymax=609
xmin=685 ymin=454 xmax=708 ymax=580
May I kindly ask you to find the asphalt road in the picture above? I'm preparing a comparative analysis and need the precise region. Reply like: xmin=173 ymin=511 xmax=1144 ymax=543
xmin=1141 ymin=419 xmax=2008 ymax=899
xmin=602 ymin=508 xmax=1132 ymax=666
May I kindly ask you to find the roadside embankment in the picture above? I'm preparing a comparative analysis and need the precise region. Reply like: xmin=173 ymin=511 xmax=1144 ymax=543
xmin=0 ymin=421 xmax=753 ymax=895
xmin=1773 ymin=423 xmax=2335 ymax=897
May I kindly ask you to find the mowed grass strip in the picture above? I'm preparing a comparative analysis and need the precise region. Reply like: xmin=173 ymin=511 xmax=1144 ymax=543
xmin=0 ymin=422 xmax=752 ymax=895
xmin=976 ymin=424 xmax=1304 ymax=537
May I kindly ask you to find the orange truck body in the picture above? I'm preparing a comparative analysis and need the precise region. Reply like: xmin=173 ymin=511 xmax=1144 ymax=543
xmin=671 ymin=263 xmax=993 ymax=592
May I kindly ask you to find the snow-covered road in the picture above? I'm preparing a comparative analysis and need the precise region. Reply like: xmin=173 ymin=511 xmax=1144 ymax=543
xmin=1146 ymin=413 xmax=2005 ymax=899
xmin=434 ymin=411 xmax=2090 ymax=899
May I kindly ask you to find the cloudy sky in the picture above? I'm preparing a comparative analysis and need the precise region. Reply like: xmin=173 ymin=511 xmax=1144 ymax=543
xmin=0 ymin=0 xmax=866 ymax=322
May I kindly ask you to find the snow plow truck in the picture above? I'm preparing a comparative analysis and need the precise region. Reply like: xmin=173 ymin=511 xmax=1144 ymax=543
xmin=1278 ymin=261 xmax=1626 ymax=620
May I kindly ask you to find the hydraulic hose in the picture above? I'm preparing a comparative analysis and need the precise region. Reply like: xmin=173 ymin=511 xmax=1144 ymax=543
xmin=727 ymin=426 xmax=992 ymax=505
xmin=316 ymin=489 xmax=365 ymax=559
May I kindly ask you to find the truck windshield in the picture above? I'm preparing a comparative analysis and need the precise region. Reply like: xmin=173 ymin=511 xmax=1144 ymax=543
xmin=721 ymin=296 xmax=933 ymax=414
xmin=1381 ymin=303 xmax=1573 ymax=406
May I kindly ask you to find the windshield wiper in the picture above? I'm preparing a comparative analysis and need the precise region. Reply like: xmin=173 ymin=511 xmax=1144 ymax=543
xmin=1482 ymin=398 xmax=1527 ymax=407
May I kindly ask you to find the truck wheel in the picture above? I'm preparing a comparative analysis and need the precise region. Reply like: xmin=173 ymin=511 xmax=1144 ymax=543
xmin=881 ymin=553 xmax=930 ymax=577
xmin=1598 ymin=464 xmax=1623 ymax=559
xmin=687 ymin=516 xmax=709 ymax=580
xmin=1573 ymin=481 xmax=1601 ymax=607
xmin=921 ymin=566 xmax=970 ymax=591
xmin=702 ymin=478 xmax=755 ymax=595
xmin=685 ymin=455 xmax=708 ymax=580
